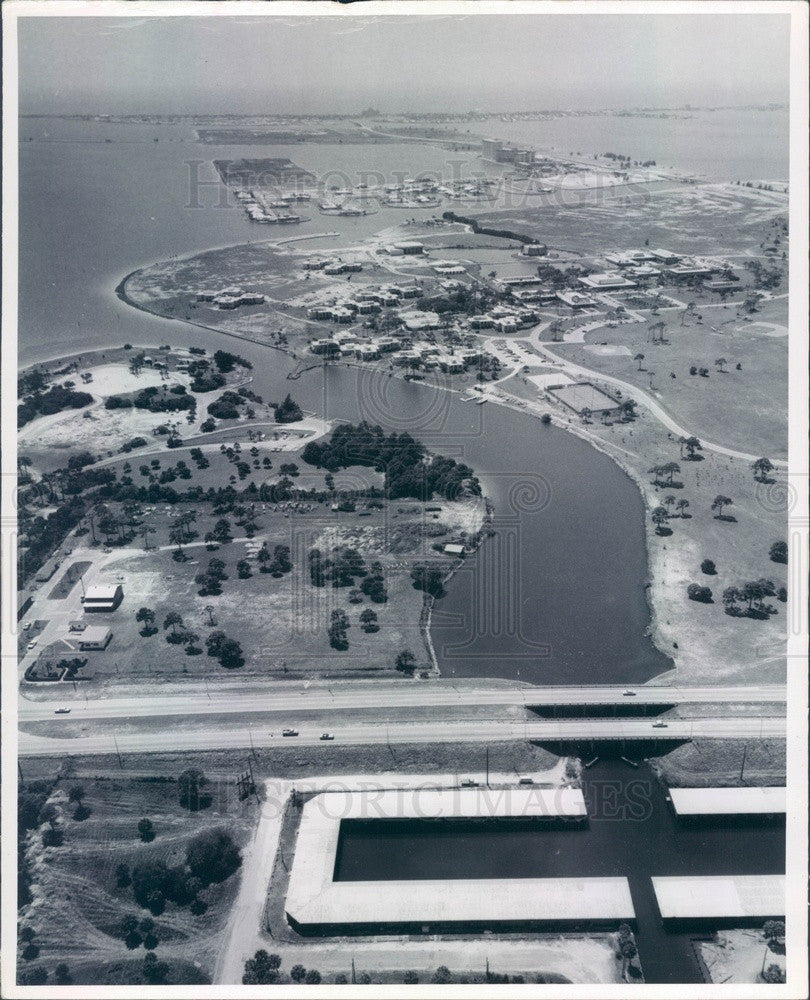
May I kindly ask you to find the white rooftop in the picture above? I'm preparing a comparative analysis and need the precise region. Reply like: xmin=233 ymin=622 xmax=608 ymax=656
xmin=652 ymin=875 xmax=785 ymax=920
xmin=669 ymin=786 xmax=786 ymax=816
xmin=286 ymin=788 xmax=635 ymax=928
xmin=83 ymin=584 xmax=121 ymax=600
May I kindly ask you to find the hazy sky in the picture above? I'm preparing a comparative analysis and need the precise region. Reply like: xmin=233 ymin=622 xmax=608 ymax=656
xmin=17 ymin=12 xmax=791 ymax=115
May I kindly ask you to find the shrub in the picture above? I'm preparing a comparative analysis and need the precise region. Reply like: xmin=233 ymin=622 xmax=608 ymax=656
xmin=769 ymin=540 xmax=788 ymax=564
xmin=687 ymin=583 xmax=713 ymax=603
xmin=186 ymin=828 xmax=242 ymax=885
xmin=700 ymin=559 xmax=716 ymax=575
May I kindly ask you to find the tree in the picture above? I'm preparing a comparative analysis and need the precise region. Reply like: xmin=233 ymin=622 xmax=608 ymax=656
xmin=683 ymin=436 xmax=702 ymax=460
xmin=676 ymin=498 xmax=690 ymax=518
xmin=701 ymin=559 xmax=716 ymax=575
xmin=116 ymin=863 xmax=131 ymax=888
xmin=242 ymin=950 xmax=281 ymax=985
xmin=236 ymin=559 xmax=252 ymax=579
xmin=763 ymin=920 xmax=785 ymax=943
xmin=751 ymin=457 xmax=774 ymax=482
xmin=714 ymin=357 xmax=727 ymax=372
xmin=135 ymin=607 xmax=157 ymax=634
xmin=143 ymin=951 xmax=169 ymax=984
xmin=432 ymin=966 xmax=453 ymax=984
xmin=761 ymin=964 xmax=786 ymax=984
xmin=186 ymin=828 xmax=242 ymax=884
xmin=722 ymin=586 xmax=742 ymax=614
xmin=138 ymin=818 xmax=156 ymax=843
xmin=395 ymin=649 xmax=416 ymax=674
xmin=54 ymin=963 xmax=73 ymax=985
xmin=404 ymin=971 xmax=419 ymax=984
xmin=219 ymin=638 xmax=244 ymax=669
xmin=661 ymin=461 xmax=680 ymax=484
xmin=328 ymin=609 xmax=349 ymax=650
xmin=178 ymin=768 xmax=207 ymax=811
xmin=68 ymin=785 xmax=84 ymax=805
xmin=634 ymin=353 xmax=645 ymax=371
xmin=651 ymin=506 xmax=669 ymax=534
xmin=290 ymin=964 xmax=307 ymax=983
xmin=163 ymin=612 xmax=184 ymax=636
xmin=305 ymin=969 xmax=322 ymax=984
xmin=212 ymin=517 xmax=233 ymax=542
xmin=580 ymin=406 xmax=592 ymax=424
xmin=769 ymin=540 xmax=788 ymax=564
xmin=359 ymin=608 xmax=379 ymax=632
xmin=18 ymin=966 xmax=48 ymax=986
xmin=687 ymin=583 xmax=713 ymax=603
xmin=711 ymin=495 xmax=733 ymax=519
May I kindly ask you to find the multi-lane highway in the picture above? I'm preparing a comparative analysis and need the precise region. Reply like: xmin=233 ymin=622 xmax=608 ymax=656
xmin=18 ymin=714 xmax=787 ymax=758
xmin=18 ymin=682 xmax=787 ymax=723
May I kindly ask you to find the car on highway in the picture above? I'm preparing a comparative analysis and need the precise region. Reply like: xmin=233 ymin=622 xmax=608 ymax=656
xmin=652 ymin=721 xmax=668 ymax=728
xmin=27 ymin=639 xmax=38 ymax=650
xmin=622 ymin=690 xmax=636 ymax=696
xmin=282 ymin=728 xmax=299 ymax=737
xmin=319 ymin=732 xmax=335 ymax=741
xmin=54 ymin=707 xmax=71 ymax=715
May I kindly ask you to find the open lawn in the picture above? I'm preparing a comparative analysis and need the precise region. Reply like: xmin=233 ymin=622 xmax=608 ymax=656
xmin=552 ymin=294 xmax=788 ymax=458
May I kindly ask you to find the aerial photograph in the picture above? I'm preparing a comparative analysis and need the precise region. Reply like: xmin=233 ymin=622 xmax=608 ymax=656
xmin=2 ymin=2 xmax=807 ymax=994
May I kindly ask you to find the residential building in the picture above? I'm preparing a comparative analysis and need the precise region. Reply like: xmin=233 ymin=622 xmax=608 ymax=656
xmin=82 ymin=584 xmax=123 ymax=613
xmin=78 ymin=626 xmax=113 ymax=651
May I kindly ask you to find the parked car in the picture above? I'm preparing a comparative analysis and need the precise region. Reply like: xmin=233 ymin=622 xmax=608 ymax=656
xmin=282 ymin=728 xmax=299 ymax=737
xmin=22 ymin=622 xmax=32 ymax=632
xmin=27 ymin=639 xmax=38 ymax=650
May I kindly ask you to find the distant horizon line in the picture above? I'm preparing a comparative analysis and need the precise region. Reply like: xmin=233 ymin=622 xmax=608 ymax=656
xmin=20 ymin=102 xmax=788 ymax=119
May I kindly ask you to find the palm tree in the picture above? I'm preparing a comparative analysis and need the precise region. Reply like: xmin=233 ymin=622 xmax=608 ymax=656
xmin=634 ymin=353 xmax=645 ymax=371
xmin=662 ymin=461 xmax=680 ymax=484
xmin=664 ymin=495 xmax=676 ymax=512
xmin=140 ymin=525 xmax=155 ymax=550
xmin=714 ymin=357 xmax=727 ymax=373
xmin=711 ymin=495 xmax=733 ymax=518
xmin=163 ymin=612 xmax=184 ymax=636
xmin=676 ymin=498 xmax=690 ymax=517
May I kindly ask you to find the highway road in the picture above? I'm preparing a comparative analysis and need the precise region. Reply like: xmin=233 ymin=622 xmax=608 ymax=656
xmin=18 ymin=683 xmax=787 ymax=723
xmin=18 ymin=714 xmax=787 ymax=758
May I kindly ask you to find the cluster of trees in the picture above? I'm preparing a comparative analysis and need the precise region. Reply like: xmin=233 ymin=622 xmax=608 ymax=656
xmin=124 ymin=385 xmax=196 ymax=415
xmin=205 ymin=630 xmax=244 ymax=668
xmin=18 ymin=383 xmax=94 ymax=428
xmin=328 ymin=609 xmax=350 ymax=650
xmin=161 ymin=612 xmax=202 ymax=655
xmin=213 ymin=350 xmax=252 ymax=374
xmin=196 ymin=557 xmax=228 ymax=596
xmin=124 ymin=826 xmax=240 ymax=916
xmin=308 ymin=546 xmax=367 ymax=589
xmin=207 ymin=390 xmax=248 ymax=420
xmin=723 ymin=578 xmax=780 ymax=618
xmin=302 ymin=421 xmax=480 ymax=501
xmin=410 ymin=563 xmax=446 ymax=599
xmin=242 ymin=951 xmax=322 ymax=985
xmin=687 ymin=583 xmax=713 ymax=603
xmin=258 ymin=543 xmax=292 ymax=576
xmin=119 ymin=914 xmax=160 ymax=951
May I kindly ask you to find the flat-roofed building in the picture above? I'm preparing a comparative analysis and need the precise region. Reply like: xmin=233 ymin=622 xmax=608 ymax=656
xmin=579 ymin=272 xmax=637 ymax=290
xmin=652 ymin=875 xmax=785 ymax=928
xmin=556 ymin=290 xmax=597 ymax=310
xmin=669 ymin=787 xmax=786 ymax=818
xmin=394 ymin=241 xmax=424 ymax=255
xmin=82 ymin=584 xmax=123 ymax=613
xmin=77 ymin=626 xmax=113 ymax=651
xmin=649 ymin=249 xmax=683 ymax=264
xmin=286 ymin=787 xmax=635 ymax=934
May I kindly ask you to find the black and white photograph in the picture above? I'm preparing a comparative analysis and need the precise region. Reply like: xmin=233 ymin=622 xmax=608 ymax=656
xmin=1 ymin=2 xmax=807 ymax=995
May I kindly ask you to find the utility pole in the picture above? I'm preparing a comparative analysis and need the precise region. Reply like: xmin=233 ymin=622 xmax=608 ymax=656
xmin=351 ymin=959 xmax=356 ymax=985
xmin=486 ymin=746 xmax=490 ymax=788
xmin=739 ymin=744 xmax=748 ymax=784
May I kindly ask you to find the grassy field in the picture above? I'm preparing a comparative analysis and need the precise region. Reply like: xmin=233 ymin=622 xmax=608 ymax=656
xmin=650 ymin=738 xmax=786 ymax=787
xmin=17 ymin=772 xmax=259 ymax=986
xmin=552 ymin=294 xmax=788 ymax=458
xmin=26 ymin=490 xmax=482 ymax=690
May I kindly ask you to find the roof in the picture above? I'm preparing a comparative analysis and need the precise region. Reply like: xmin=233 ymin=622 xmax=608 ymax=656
xmin=669 ymin=786 xmax=785 ymax=816
xmin=78 ymin=626 xmax=112 ymax=643
xmin=83 ymin=584 xmax=121 ymax=600
xmin=652 ymin=875 xmax=785 ymax=920
xmin=286 ymin=788 xmax=635 ymax=927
